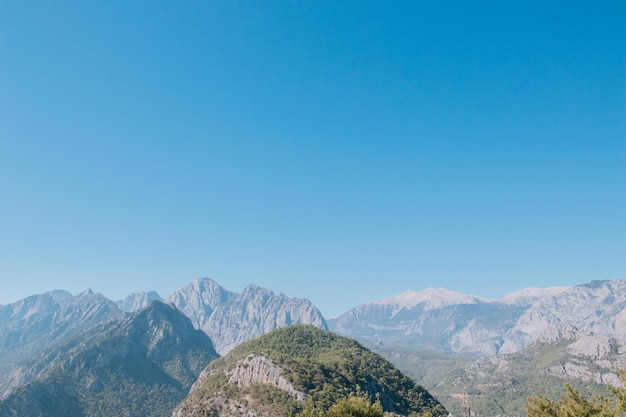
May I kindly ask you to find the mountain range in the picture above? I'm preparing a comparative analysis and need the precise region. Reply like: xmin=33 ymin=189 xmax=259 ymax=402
xmin=0 ymin=289 xmax=121 ymax=375
xmin=164 ymin=279 xmax=328 ymax=355
xmin=0 ymin=278 xmax=328 ymax=413
xmin=329 ymin=280 xmax=626 ymax=356
xmin=1 ymin=276 xmax=626 ymax=416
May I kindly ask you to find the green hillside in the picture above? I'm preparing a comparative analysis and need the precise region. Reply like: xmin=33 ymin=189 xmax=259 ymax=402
xmin=177 ymin=324 xmax=447 ymax=417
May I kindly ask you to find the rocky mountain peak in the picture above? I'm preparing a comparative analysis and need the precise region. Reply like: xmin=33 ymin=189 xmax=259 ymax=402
xmin=117 ymin=290 xmax=163 ymax=312
xmin=331 ymin=278 xmax=626 ymax=356
xmin=113 ymin=301 xmax=218 ymax=364
xmin=43 ymin=290 xmax=74 ymax=303
xmin=376 ymin=287 xmax=484 ymax=311
xmin=165 ymin=280 xmax=327 ymax=355
xmin=241 ymin=283 xmax=270 ymax=295
xmin=0 ymin=290 xmax=122 ymax=373
xmin=165 ymin=278 xmax=236 ymax=327
xmin=501 ymin=286 xmax=570 ymax=306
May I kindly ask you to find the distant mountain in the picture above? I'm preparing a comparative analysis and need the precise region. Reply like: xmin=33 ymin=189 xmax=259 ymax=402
xmin=0 ymin=289 xmax=122 ymax=373
xmin=174 ymin=324 xmax=447 ymax=417
xmin=165 ymin=278 xmax=237 ymax=328
xmin=166 ymin=278 xmax=328 ymax=354
xmin=329 ymin=279 xmax=626 ymax=356
xmin=116 ymin=290 xmax=163 ymax=312
xmin=0 ymin=301 xmax=218 ymax=417
xmin=3 ymin=277 xmax=626 ymax=417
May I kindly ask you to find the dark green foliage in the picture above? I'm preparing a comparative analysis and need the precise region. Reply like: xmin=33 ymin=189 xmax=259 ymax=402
xmin=0 ymin=370 xmax=83 ymax=417
xmin=247 ymin=384 xmax=302 ymax=415
xmin=527 ymin=372 xmax=626 ymax=417
xmin=296 ymin=390 xmax=385 ymax=417
xmin=189 ymin=325 xmax=447 ymax=417
xmin=527 ymin=384 xmax=616 ymax=417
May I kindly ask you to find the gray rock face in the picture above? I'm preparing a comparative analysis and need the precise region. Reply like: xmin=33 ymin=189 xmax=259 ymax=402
xmin=330 ymin=279 xmax=626 ymax=356
xmin=173 ymin=353 xmax=307 ymax=417
xmin=166 ymin=278 xmax=237 ymax=330
xmin=226 ymin=354 xmax=307 ymax=401
xmin=539 ymin=334 xmax=626 ymax=387
xmin=166 ymin=279 xmax=328 ymax=355
xmin=116 ymin=291 xmax=163 ymax=312
xmin=0 ymin=289 xmax=122 ymax=373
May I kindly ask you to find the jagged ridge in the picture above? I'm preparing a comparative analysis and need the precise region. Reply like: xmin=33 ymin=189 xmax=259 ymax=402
xmin=330 ymin=279 xmax=626 ymax=356
xmin=166 ymin=278 xmax=328 ymax=354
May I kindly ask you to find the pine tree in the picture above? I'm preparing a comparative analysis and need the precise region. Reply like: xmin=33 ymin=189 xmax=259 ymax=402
xmin=326 ymin=392 xmax=384 ymax=417
xmin=527 ymin=371 xmax=626 ymax=417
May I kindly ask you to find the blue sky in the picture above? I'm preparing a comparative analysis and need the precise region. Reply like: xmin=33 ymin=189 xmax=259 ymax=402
xmin=1 ymin=1 xmax=624 ymax=317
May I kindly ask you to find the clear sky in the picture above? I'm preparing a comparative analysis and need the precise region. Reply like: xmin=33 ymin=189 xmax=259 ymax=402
xmin=1 ymin=1 xmax=624 ymax=317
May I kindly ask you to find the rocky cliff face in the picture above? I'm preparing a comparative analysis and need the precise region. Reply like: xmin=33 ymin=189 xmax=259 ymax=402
xmin=173 ymin=352 xmax=308 ymax=417
xmin=116 ymin=290 xmax=163 ymax=312
xmin=166 ymin=278 xmax=328 ymax=354
xmin=166 ymin=278 xmax=237 ymax=330
xmin=226 ymin=354 xmax=306 ymax=401
xmin=330 ymin=279 xmax=626 ymax=356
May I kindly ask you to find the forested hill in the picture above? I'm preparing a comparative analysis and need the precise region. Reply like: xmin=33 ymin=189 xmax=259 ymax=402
xmin=174 ymin=324 xmax=447 ymax=417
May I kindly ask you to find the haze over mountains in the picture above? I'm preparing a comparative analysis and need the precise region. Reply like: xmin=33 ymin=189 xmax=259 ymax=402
xmin=330 ymin=279 xmax=626 ymax=356
xmin=1 ymin=277 xmax=626 ymax=416
xmin=4 ymin=277 xmax=626 ymax=364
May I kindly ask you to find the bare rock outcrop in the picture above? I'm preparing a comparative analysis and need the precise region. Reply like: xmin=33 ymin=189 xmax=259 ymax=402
xmin=227 ymin=354 xmax=306 ymax=401
xmin=166 ymin=279 xmax=327 ymax=354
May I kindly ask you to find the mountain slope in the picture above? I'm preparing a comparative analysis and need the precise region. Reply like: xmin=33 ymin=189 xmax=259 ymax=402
xmin=166 ymin=278 xmax=328 ymax=354
xmin=0 ymin=301 xmax=218 ymax=417
xmin=0 ymin=289 xmax=122 ymax=373
xmin=174 ymin=324 xmax=447 ymax=417
xmin=428 ymin=326 xmax=626 ymax=417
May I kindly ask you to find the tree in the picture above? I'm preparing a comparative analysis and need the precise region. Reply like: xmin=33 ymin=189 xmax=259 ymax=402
xmin=295 ymin=390 xmax=384 ymax=417
xmin=327 ymin=393 xmax=384 ymax=417
xmin=527 ymin=371 xmax=626 ymax=417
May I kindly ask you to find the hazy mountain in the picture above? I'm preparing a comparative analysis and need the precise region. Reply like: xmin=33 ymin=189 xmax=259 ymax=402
xmin=166 ymin=278 xmax=328 ymax=354
xmin=116 ymin=290 xmax=163 ymax=312
xmin=0 ymin=301 xmax=218 ymax=417
xmin=329 ymin=279 xmax=626 ymax=356
xmin=174 ymin=324 xmax=447 ymax=417
xmin=3 ymin=277 xmax=626 ymax=416
xmin=165 ymin=278 xmax=237 ymax=328
xmin=0 ymin=289 xmax=122 ymax=372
